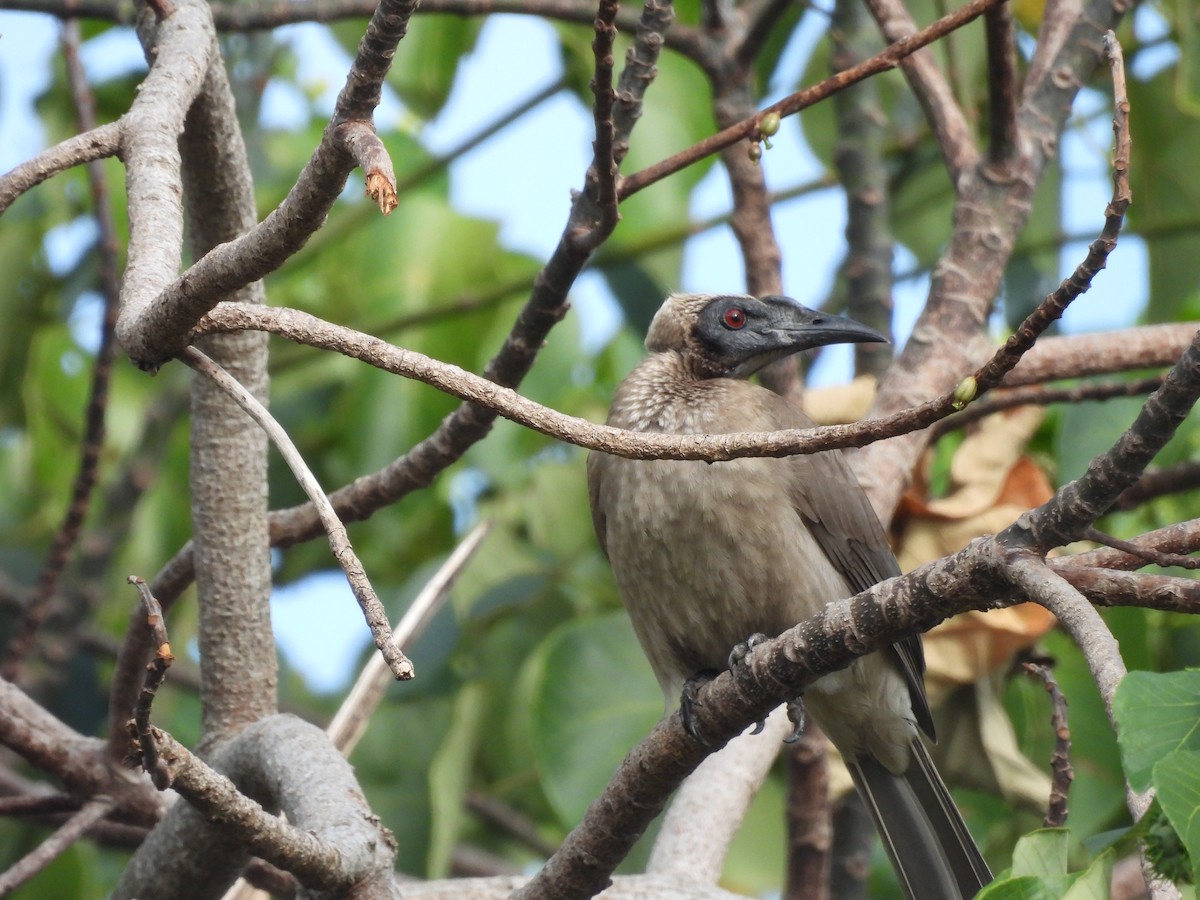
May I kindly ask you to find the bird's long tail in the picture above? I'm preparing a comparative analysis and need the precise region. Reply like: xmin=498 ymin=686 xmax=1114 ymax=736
xmin=849 ymin=740 xmax=992 ymax=900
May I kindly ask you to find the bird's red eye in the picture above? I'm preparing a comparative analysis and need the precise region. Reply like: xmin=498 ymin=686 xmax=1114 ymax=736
xmin=722 ymin=307 xmax=747 ymax=329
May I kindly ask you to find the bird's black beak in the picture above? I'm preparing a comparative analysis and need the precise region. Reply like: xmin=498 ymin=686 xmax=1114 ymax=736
xmin=761 ymin=296 xmax=888 ymax=352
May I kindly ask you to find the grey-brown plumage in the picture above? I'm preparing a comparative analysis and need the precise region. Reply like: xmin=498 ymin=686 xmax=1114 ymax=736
xmin=588 ymin=293 xmax=990 ymax=900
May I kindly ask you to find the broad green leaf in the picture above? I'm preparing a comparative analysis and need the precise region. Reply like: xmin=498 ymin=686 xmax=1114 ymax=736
xmin=529 ymin=612 xmax=661 ymax=825
xmin=1114 ymin=670 xmax=1200 ymax=793
xmin=1061 ymin=849 xmax=1115 ymax=900
xmin=976 ymin=874 xmax=1067 ymax=900
xmin=1011 ymin=828 xmax=1069 ymax=878
xmin=1153 ymin=749 xmax=1200 ymax=886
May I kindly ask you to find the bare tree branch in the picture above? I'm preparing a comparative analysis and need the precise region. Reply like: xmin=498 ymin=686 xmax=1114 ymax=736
xmin=181 ymin=347 xmax=413 ymax=680
xmin=326 ymin=520 xmax=491 ymax=753
xmin=862 ymin=0 xmax=978 ymax=179
xmin=0 ymin=121 xmax=121 ymax=215
xmin=0 ymin=796 xmax=117 ymax=895
xmin=113 ymin=0 xmax=217 ymax=366
xmin=118 ymin=717 xmax=401 ymax=899
xmin=984 ymin=0 xmax=1019 ymax=165
xmin=119 ymin=0 xmax=417 ymax=370
xmin=618 ymin=0 xmax=1004 ymax=200
xmin=1022 ymin=662 xmax=1072 ymax=828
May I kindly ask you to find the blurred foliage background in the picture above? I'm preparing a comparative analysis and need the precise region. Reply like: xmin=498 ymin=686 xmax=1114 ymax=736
xmin=2 ymin=0 xmax=1200 ymax=895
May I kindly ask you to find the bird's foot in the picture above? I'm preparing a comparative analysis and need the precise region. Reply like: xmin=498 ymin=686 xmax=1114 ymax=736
xmin=729 ymin=634 xmax=770 ymax=734
xmin=783 ymin=696 xmax=807 ymax=744
xmin=727 ymin=632 xmax=770 ymax=670
xmin=680 ymin=669 xmax=721 ymax=748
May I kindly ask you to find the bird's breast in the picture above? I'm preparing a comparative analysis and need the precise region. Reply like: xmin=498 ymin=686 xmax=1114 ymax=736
xmin=596 ymin=450 xmax=853 ymax=699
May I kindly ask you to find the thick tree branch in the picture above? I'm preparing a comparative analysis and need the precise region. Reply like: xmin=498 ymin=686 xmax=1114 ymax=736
xmin=117 ymin=716 xmax=400 ymax=899
xmin=859 ymin=24 xmax=1132 ymax=520
xmin=119 ymin=0 xmax=416 ymax=369
xmin=1007 ymin=325 xmax=1198 ymax=387
xmin=1051 ymin=566 xmax=1200 ymax=614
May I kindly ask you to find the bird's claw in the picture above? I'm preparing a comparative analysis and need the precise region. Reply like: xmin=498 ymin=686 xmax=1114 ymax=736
xmin=680 ymin=670 xmax=721 ymax=748
xmin=783 ymin=697 xmax=807 ymax=744
xmin=728 ymin=634 xmax=772 ymax=735
xmin=727 ymin=632 xmax=770 ymax=670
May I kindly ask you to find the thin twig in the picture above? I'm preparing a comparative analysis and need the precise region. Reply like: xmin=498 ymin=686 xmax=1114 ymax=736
xmin=180 ymin=347 xmax=413 ymax=680
xmin=0 ymin=121 xmax=122 ymax=215
xmin=1004 ymin=555 xmax=1142 ymax=818
xmin=932 ymin=375 xmax=1165 ymax=437
xmin=326 ymin=520 xmax=491 ymax=754
xmin=127 ymin=576 xmax=175 ymax=789
xmin=1056 ymin=520 xmax=1200 ymax=573
xmin=0 ymin=796 xmax=117 ymax=895
xmin=332 ymin=121 xmax=397 ymax=215
xmin=580 ymin=0 xmax=620 ymax=229
xmin=466 ymin=791 xmax=560 ymax=859
xmin=1022 ymin=662 xmax=1072 ymax=828
xmin=618 ymin=0 xmax=1004 ymax=199
xmin=1082 ymin=529 xmax=1200 ymax=570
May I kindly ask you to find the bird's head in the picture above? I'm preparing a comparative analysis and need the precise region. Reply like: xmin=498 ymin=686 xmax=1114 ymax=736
xmin=645 ymin=293 xmax=888 ymax=378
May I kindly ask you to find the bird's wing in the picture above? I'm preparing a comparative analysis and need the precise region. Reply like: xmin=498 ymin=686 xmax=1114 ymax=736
xmin=760 ymin=397 xmax=936 ymax=739
xmin=585 ymin=451 xmax=610 ymax=561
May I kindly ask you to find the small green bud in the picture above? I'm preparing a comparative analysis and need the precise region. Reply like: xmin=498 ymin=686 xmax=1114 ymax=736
xmin=951 ymin=375 xmax=978 ymax=411
xmin=759 ymin=112 xmax=781 ymax=137
xmin=748 ymin=141 xmax=762 ymax=165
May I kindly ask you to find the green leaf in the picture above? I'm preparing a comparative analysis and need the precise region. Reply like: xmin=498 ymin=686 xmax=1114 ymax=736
xmin=1061 ymin=849 xmax=1115 ymax=900
xmin=1011 ymin=828 xmax=1069 ymax=878
xmin=1114 ymin=670 xmax=1200 ymax=793
xmin=529 ymin=612 xmax=661 ymax=825
xmin=428 ymin=681 xmax=487 ymax=877
xmin=976 ymin=874 xmax=1068 ymax=900
xmin=1153 ymin=749 xmax=1200 ymax=886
